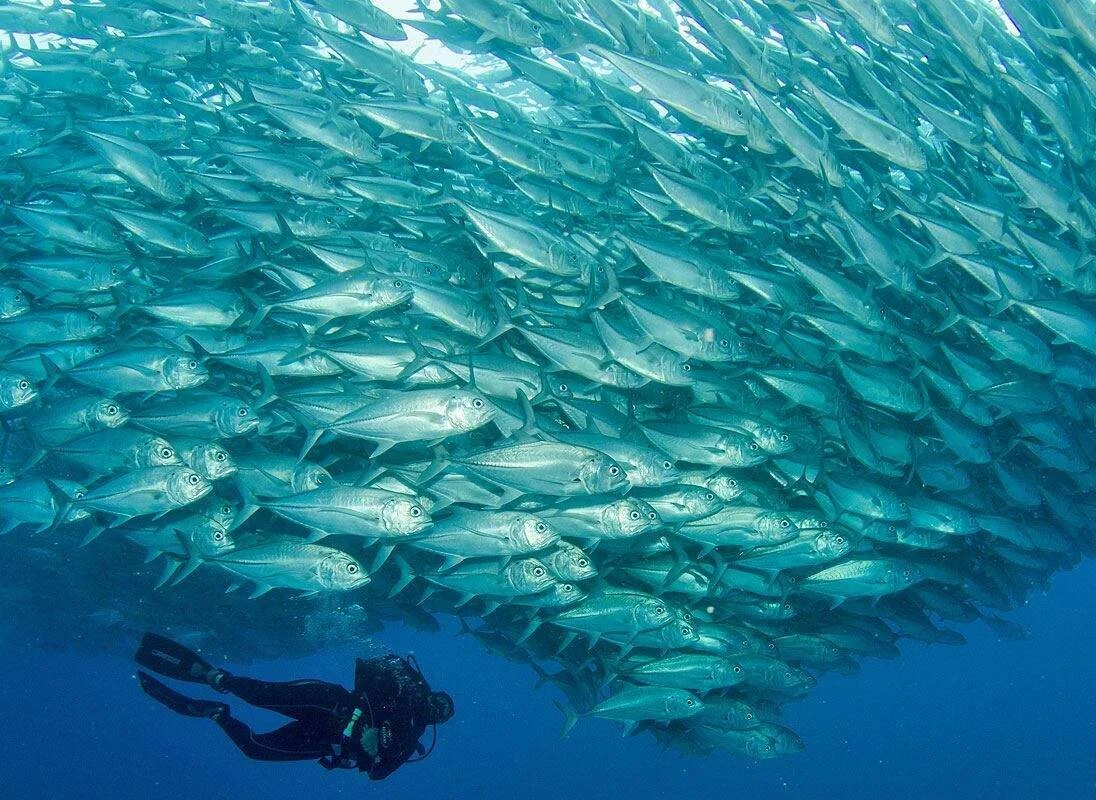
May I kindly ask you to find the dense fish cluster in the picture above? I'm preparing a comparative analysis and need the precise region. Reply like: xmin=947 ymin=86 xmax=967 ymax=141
xmin=0 ymin=0 xmax=1093 ymax=760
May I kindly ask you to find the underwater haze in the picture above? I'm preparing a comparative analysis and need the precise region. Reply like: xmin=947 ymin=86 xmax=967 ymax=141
xmin=0 ymin=0 xmax=1093 ymax=796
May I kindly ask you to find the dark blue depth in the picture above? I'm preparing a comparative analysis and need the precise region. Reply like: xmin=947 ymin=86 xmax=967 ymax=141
xmin=1 ymin=560 xmax=1092 ymax=800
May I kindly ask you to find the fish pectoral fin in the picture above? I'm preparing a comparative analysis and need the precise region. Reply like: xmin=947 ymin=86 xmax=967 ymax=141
xmin=248 ymin=583 xmax=275 ymax=600
xmin=437 ymin=554 xmax=464 ymax=573
xmin=370 ymin=438 xmax=399 ymax=458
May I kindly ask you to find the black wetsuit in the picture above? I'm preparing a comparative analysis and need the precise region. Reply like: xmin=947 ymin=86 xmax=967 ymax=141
xmin=212 ymin=655 xmax=433 ymax=780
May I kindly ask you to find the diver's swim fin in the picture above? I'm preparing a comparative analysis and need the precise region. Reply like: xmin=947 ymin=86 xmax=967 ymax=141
xmin=134 ymin=632 xmax=227 ymax=689
xmin=137 ymin=671 xmax=227 ymax=720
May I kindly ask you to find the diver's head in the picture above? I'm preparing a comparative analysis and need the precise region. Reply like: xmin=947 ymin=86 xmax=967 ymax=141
xmin=426 ymin=691 xmax=454 ymax=725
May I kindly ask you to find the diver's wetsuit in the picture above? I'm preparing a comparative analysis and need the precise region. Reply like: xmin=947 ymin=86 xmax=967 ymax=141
xmin=212 ymin=676 xmax=351 ymax=764
xmin=211 ymin=655 xmax=433 ymax=779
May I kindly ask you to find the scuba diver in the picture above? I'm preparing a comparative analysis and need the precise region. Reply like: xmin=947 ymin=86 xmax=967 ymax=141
xmin=134 ymin=632 xmax=454 ymax=780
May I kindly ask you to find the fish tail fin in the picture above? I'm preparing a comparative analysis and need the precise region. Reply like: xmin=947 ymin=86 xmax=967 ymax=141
xmin=554 ymin=701 xmax=579 ymax=738
xmin=481 ymin=291 xmax=515 ymax=344
xmin=44 ymin=479 xmax=73 ymax=532
xmin=38 ymin=353 xmax=66 ymax=393
xmin=254 ymin=363 xmax=279 ymax=409
xmin=395 ymin=328 xmax=443 ymax=383
xmin=240 ymin=288 xmax=269 ymax=332
xmin=416 ymin=445 xmax=450 ymax=485
xmin=519 ymin=617 xmax=544 ymax=646
xmin=155 ymin=557 xmax=183 ymax=590
xmin=388 ymin=554 xmax=416 ymax=598
xmin=78 ymin=522 xmax=107 ymax=547
xmin=231 ymin=484 xmax=261 ymax=531
xmin=516 ymin=390 xmax=540 ymax=437
xmin=167 ymin=529 xmax=205 ymax=588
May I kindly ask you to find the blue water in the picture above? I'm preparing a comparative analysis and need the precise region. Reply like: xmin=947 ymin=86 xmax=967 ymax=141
xmin=2 ymin=561 xmax=1092 ymax=800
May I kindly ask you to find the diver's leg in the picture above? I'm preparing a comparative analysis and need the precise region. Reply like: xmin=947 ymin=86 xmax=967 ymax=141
xmin=214 ymin=718 xmax=331 ymax=762
xmin=138 ymin=672 xmax=227 ymax=719
xmin=219 ymin=675 xmax=352 ymax=722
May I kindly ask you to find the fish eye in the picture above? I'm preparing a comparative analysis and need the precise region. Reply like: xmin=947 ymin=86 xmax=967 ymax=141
xmin=655 ymin=606 xmax=665 ymax=615
xmin=75 ymin=490 xmax=85 ymax=500
xmin=648 ymin=511 xmax=657 ymax=520
xmin=456 ymin=123 xmax=467 ymax=133
xmin=785 ymin=672 xmax=792 ymax=679
xmin=629 ymin=510 xmax=641 ymax=520
xmin=238 ymin=407 xmax=249 ymax=416
xmin=608 ymin=465 xmax=619 ymax=476
xmin=111 ymin=267 xmax=119 ymax=275
xmin=533 ymin=566 xmax=545 ymax=577
xmin=733 ymin=665 xmax=742 ymax=673
xmin=780 ymin=519 xmax=790 ymax=528
xmin=107 ymin=405 xmax=118 ymax=414
xmin=18 ymin=380 xmax=28 ymax=390
xmin=662 ymin=460 xmax=672 ymax=469
xmin=719 ymin=338 xmax=729 ymax=347
xmin=749 ymin=442 xmax=759 ymax=451
xmin=188 ymin=360 xmax=198 ymax=369
xmin=531 ymin=21 xmax=542 ymax=32
xmin=160 ymin=447 xmax=173 ymax=458
xmin=347 ymin=563 xmax=358 ymax=573
xmin=558 ymin=383 xmax=568 ymax=392
xmin=563 ymin=584 xmax=573 ymax=592
xmin=835 ymin=536 xmax=844 ymax=544
xmin=705 ymin=492 xmax=715 ymax=501
xmin=214 ymin=531 xmax=225 ymax=541
xmin=472 ymin=398 xmax=484 ymax=408
xmin=578 ymin=558 xmax=589 ymax=567
xmin=394 ymin=279 xmax=404 ymax=288
xmin=535 ymin=522 xmax=547 ymax=533
xmin=682 ymin=363 xmax=691 ymax=372
xmin=93 ymin=346 xmax=103 ymax=354
xmin=685 ymin=698 xmax=695 ymax=706
xmin=215 ymin=451 xmax=226 ymax=461
xmin=746 ymin=713 xmax=754 ymax=720
xmin=187 ymin=473 xmax=201 ymax=485
xmin=410 ymin=506 xmax=423 ymax=517
xmin=779 ymin=433 xmax=789 ymax=442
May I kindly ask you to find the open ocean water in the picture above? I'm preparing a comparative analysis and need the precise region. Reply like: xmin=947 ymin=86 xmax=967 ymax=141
xmin=0 ymin=0 xmax=1094 ymax=797
xmin=1 ymin=561 xmax=1093 ymax=800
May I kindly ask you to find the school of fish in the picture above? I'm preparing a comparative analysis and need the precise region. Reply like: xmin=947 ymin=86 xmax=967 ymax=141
xmin=0 ymin=0 xmax=1092 ymax=759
